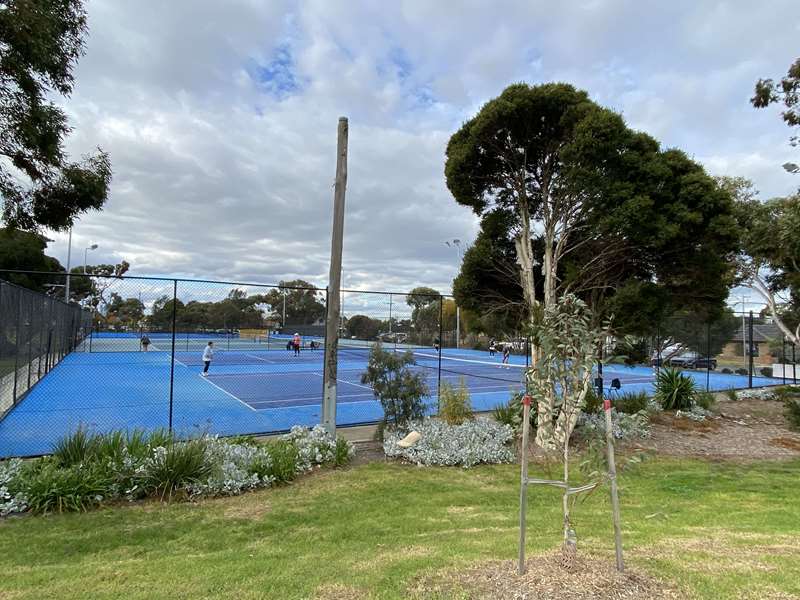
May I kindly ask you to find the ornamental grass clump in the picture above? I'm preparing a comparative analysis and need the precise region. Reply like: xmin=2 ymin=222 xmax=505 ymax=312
xmin=140 ymin=439 xmax=213 ymax=501
xmin=614 ymin=391 xmax=650 ymax=415
xmin=654 ymin=368 xmax=696 ymax=410
xmin=52 ymin=427 xmax=101 ymax=467
xmin=10 ymin=459 xmax=115 ymax=514
xmin=439 ymin=379 xmax=474 ymax=425
xmin=493 ymin=391 xmax=537 ymax=435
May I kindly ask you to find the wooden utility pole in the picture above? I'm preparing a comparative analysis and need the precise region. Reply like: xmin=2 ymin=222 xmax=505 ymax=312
xmin=322 ymin=117 xmax=349 ymax=435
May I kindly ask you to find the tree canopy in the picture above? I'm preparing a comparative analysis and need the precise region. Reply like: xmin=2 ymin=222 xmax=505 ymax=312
xmin=0 ymin=0 xmax=111 ymax=231
xmin=0 ymin=227 xmax=63 ymax=290
xmin=446 ymin=83 xmax=739 ymax=336
xmin=736 ymin=191 xmax=800 ymax=342
xmin=405 ymin=286 xmax=440 ymax=338
xmin=752 ymin=57 xmax=800 ymax=161
xmin=262 ymin=280 xmax=325 ymax=326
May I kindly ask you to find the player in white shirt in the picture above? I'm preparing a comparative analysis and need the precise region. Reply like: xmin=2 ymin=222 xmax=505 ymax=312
xmin=201 ymin=341 xmax=214 ymax=376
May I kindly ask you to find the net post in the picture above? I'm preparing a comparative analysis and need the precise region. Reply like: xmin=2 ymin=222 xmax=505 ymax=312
xmin=168 ymin=279 xmax=177 ymax=432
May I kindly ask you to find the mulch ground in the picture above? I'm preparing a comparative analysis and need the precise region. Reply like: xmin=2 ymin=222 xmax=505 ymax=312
xmin=409 ymin=552 xmax=681 ymax=599
xmin=625 ymin=397 xmax=800 ymax=462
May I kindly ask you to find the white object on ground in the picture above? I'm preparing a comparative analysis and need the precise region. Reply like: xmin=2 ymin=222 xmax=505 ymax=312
xmin=397 ymin=431 xmax=421 ymax=448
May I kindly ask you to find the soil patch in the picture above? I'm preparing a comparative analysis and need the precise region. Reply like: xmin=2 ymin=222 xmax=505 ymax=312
xmin=626 ymin=398 xmax=800 ymax=462
xmin=410 ymin=552 xmax=681 ymax=599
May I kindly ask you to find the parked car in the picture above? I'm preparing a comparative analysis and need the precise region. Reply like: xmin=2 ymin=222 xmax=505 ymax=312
xmin=668 ymin=353 xmax=717 ymax=370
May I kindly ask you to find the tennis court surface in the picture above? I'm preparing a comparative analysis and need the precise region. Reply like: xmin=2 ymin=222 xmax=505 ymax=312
xmin=0 ymin=336 xmax=784 ymax=457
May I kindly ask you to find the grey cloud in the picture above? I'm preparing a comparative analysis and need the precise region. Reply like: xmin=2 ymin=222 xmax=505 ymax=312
xmin=43 ymin=0 xmax=798 ymax=300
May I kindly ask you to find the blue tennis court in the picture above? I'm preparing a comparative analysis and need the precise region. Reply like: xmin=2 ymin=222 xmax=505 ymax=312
xmin=0 ymin=338 xmax=785 ymax=457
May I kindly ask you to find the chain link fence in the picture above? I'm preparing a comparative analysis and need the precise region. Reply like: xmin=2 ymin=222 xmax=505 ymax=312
xmin=0 ymin=279 xmax=90 ymax=419
xmin=0 ymin=270 xmax=793 ymax=457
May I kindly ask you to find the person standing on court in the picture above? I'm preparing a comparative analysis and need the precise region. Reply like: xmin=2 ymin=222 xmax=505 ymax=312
xmin=141 ymin=334 xmax=150 ymax=352
xmin=292 ymin=332 xmax=301 ymax=357
xmin=502 ymin=344 xmax=511 ymax=368
xmin=201 ymin=341 xmax=214 ymax=376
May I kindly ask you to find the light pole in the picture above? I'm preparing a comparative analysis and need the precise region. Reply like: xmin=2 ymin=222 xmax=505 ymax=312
xmin=83 ymin=244 xmax=98 ymax=273
xmin=65 ymin=229 xmax=73 ymax=301
xmin=734 ymin=295 xmax=752 ymax=370
xmin=445 ymin=239 xmax=463 ymax=348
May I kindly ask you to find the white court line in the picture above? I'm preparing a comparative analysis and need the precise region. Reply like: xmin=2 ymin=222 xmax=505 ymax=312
xmin=416 ymin=352 xmax=525 ymax=368
xmin=206 ymin=370 xmax=321 ymax=378
xmin=248 ymin=391 xmax=374 ymax=407
xmin=310 ymin=371 xmax=373 ymax=391
xmin=244 ymin=353 xmax=276 ymax=364
xmin=171 ymin=357 xmax=257 ymax=413
xmin=199 ymin=376 xmax=258 ymax=412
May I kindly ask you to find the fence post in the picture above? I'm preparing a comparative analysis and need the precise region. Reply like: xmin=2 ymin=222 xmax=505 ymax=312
xmin=168 ymin=279 xmax=177 ymax=431
xmin=793 ymin=344 xmax=797 ymax=385
xmin=320 ymin=287 xmax=329 ymax=428
xmin=12 ymin=289 xmax=22 ymax=405
xmin=783 ymin=336 xmax=787 ymax=385
xmin=437 ymin=295 xmax=443 ymax=414
xmin=27 ymin=296 xmax=34 ymax=390
xmin=706 ymin=321 xmax=711 ymax=392
xmin=748 ymin=311 xmax=754 ymax=388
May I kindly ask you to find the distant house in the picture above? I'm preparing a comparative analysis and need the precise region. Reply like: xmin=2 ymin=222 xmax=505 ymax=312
xmin=719 ymin=321 xmax=783 ymax=365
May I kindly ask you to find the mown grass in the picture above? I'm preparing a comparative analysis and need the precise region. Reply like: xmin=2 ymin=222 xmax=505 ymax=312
xmin=1 ymin=457 xmax=799 ymax=599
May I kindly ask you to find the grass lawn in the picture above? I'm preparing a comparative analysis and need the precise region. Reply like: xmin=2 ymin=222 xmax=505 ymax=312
xmin=1 ymin=457 xmax=799 ymax=599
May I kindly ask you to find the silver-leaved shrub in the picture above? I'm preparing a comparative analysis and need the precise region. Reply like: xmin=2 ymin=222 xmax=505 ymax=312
xmin=577 ymin=409 xmax=651 ymax=440
xmin=383 ymin=417 xmax=514 ymax=468
xmin=283 ymin=425 xmax=355 ymax=472
xmin=0 ymin=459 xmax=27 ymax=516
xmin=186 ymin=437 xmax=274 ymax=498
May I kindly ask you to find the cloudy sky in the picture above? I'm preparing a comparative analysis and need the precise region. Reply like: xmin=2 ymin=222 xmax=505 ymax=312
xmin=46 ymin=0 xmax=798 ymax=303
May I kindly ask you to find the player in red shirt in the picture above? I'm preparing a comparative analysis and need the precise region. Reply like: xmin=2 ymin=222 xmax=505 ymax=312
xmin=292 ymin=333 xmax=301 ymax=356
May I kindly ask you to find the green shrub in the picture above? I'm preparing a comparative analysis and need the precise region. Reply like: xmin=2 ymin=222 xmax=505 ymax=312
xmin=141 ymin=439 xmax=212 ymax=500
xmin=360 ymin=344 xmax=428 ymax=434
xmin=735 ymin=368 xmax=748 ymax=376
xmin=723 ymin=388 xmax=738 ymax=401
xmin=785 ymin=399 xmax=800 ymax=431
xmin=147 ymin=428 xmax=176 ymax=449
xmin=759 ymin=366 xmax=773 ymax=378
xmin=245 ymin=452 xmax=275 ymax=481
xmin=654 ymin=368 xmax=696 ymax=410
xmin=493 ymin=392 xmax=536 ymax=434
xmin=439 ymin=379 xmax=474 ymax=425
xmin=123 ymin=429 xmax=151 ymax=460
xmin=265 ymin=439 xmax=300 ymax=484
xmin=332 ymin=438 xmax=353 ymax=467
xmin=582 ymin=386 xmax=602 ymax=414
xmin=94 ymin=430 xmax=127 ymax=463
xmin=721 ymin=368 xmax=733 ymax=374
xmin=614 ymin=391 xmax=649 ymax=414
xmin=226 ymin=435 xmax=260 ymax=447
xmin=773 ymin=386 xmax=800 ymax=402
xmin=14 ymin=460 xmax=115 ymax=514
xmin=693 ymin=390 xmax=717 ymax=411
xmin=52 ymin=427 xmax=101 ymax=467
